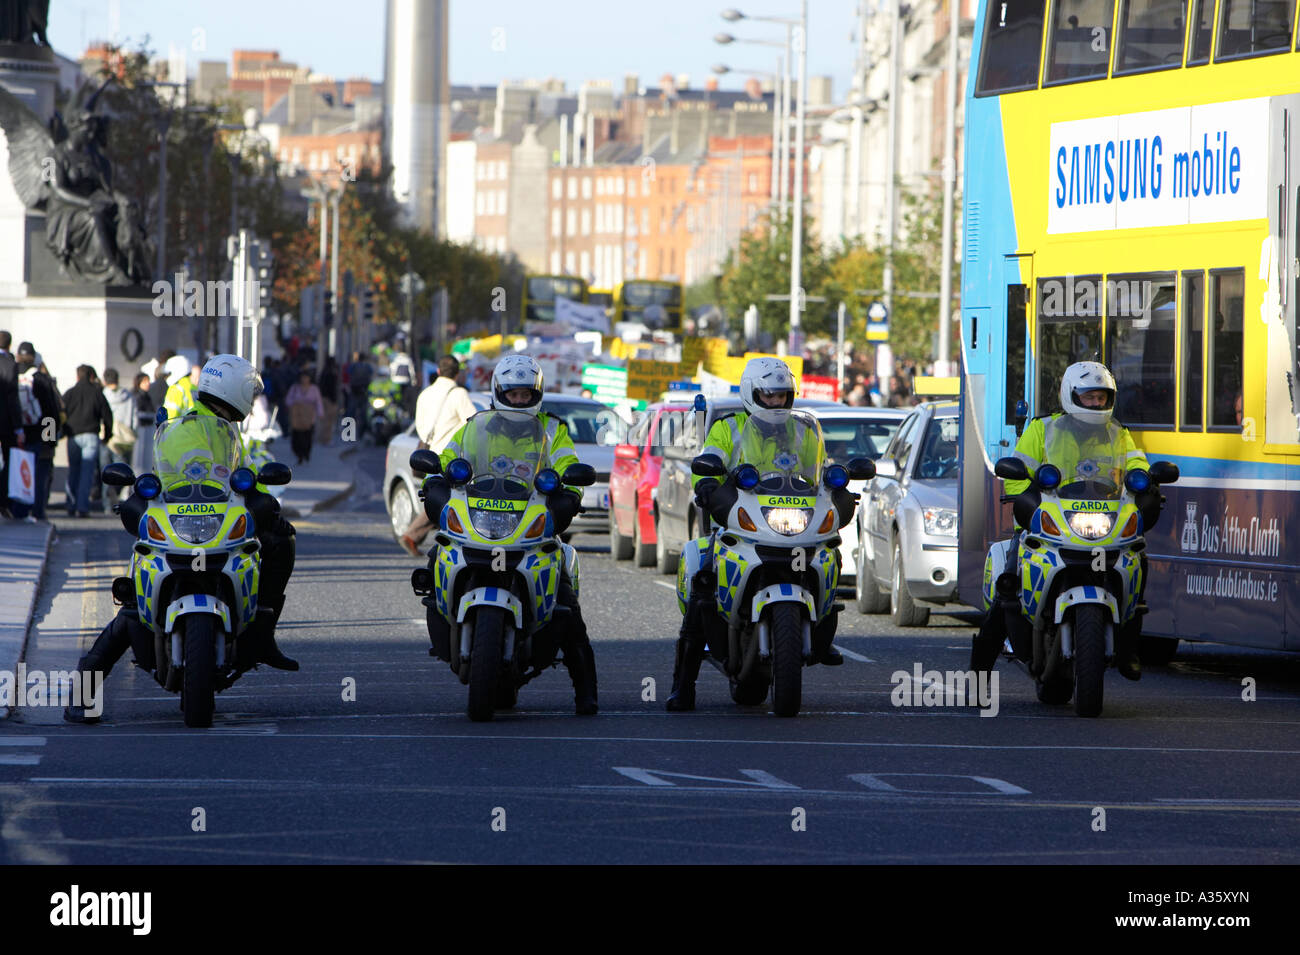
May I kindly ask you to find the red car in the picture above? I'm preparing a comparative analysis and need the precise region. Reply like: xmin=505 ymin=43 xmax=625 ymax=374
xmin=609 ymin=401 xmax=691 ymax=567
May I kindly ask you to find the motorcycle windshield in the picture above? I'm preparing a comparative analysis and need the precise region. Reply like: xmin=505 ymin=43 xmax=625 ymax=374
xmin=737 ymin=410 xmax=825 ymax=494
xmin=152 ymin=415 xmax=243 ymax=502
xmin=1043 ymin=418 xmax=1129 ymax=501
xmin=462 ymin=411 xmax=548 ymax=499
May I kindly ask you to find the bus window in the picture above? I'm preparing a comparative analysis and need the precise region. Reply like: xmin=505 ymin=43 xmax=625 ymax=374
xmin=1180 ymin=271 xmax=1204 ymax=430
xmin=1186 ymin=0 xmax=1213 ymax=62
xmin=1037 ymin=275 xmax=1103 ymax=413
xmin=1114 ymin=0 xmax=1188 ymax=72
xmin=1045 ymin=0 xmax=1118 ymax=84
xmin=977 ymin=0 xmax=1047 ymax=94
xmin=1208 ymin=269 xmax=1244 ymax=430
xmin=1006 ymin=284 xmax=1028 ymax=425
xmin=1106 ymin=273 xmax=1176 ymax=427
xmin=1215 ymin=0 xmax=1295 ymax=58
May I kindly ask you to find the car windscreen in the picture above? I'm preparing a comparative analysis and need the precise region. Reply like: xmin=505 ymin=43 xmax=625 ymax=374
xmin=915 ymin=415 xmax=960 ymax=480
xmin=819 ymin=417 xmax=903 ymax=463
xmin=543 ymin=401 xmax=627 ymax=446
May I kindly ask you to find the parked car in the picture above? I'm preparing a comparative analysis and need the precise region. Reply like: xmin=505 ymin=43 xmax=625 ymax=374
xmin=653 ymin=395 xmax=839 ymax=575
xmin=384 ymin=392 xmax=627 ymax=545
xmin=855 ymin=400 xmax=962 ymax=626
xmin=806 ymin=406 xmax=910 ymax=586
xmin=609 ymin=400 xmax=691 ymax=567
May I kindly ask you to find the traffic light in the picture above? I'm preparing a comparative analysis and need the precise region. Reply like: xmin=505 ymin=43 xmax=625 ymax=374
xmin=253 ymin=240 xmax=273 ymax=319
xmin=322 ymin=288 xmax=334 ymax=324
xmin=359 ymin=285 xmax=375 ymax=323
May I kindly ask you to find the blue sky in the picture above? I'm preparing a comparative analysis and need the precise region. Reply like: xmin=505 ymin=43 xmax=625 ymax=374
xmin=49 ymin=0 xmax=864 ymax=98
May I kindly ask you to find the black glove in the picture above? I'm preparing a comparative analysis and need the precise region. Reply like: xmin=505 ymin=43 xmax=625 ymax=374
xmin=421 ymin=475 xmax=451 ymax=523
xmin=548 ymin=488 xmax=582 ymax=534
xmin=694 ymin=477 xmax=719 ymax=510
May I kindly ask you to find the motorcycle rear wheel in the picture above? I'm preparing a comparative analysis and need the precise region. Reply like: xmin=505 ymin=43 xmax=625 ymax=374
xmin=770 ymin=604 xmax=804 ymax=718
xmin=467 ymin=607 xmax=506 ymax=722
xmin=181 ymin=615 xmax=218 ymax=728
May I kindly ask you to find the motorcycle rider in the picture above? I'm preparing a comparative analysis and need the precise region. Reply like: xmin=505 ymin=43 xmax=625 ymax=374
xmin=420 ymin=354 xmax=599 ymax=715
xmin=970 ymin=360 xmax=1156 ymax=683
xmin=666 ymin=357 xmax=856 ymax=711
xmin=161 ymin=354 xmax=198 ymax=418
xmin=65 ymin=354 xmax=299 ymax=723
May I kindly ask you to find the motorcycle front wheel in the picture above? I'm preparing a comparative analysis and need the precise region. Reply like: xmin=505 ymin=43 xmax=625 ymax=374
xmin=467 ymin=607 xmax=507 ymax=722
xmin=181 ymin=615 xmax=218 ymax=728
xmin=770 ymin=603 xmax=804 ymax=718
xmin=1073 ymin=604 xmax=1108 ymax=718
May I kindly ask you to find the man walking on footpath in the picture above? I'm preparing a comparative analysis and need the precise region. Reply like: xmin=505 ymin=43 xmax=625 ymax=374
xmin=13 ymin=343 xmax=62 ymax=521
xmin=0 ymin=331 xmax=29 ymax=518
xmin=62 ymin=365 xmax=113 ymax=518
xmin=399 ymin=355 xmax=476 ymax=555
xmin=101 ymin=368 xmax=138 ymax=507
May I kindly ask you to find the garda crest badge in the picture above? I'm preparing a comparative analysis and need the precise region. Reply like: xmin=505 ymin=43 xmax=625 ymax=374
xmin=490 ymin=454 xmax=513 ymax=476
xmin=1075 ymin=458 xmax=1100 ymax=480
xmin=774 ymin=451 xmax=799 ymax=471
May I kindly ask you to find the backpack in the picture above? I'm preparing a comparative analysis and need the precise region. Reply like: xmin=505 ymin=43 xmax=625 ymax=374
xmin=17 ymin=373 xmax=42 ymax=427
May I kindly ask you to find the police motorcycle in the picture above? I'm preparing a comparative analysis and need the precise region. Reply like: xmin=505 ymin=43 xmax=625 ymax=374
xmin=241 ymin=404 xmax=285 ymax=500
xmin=367 ymin=379 xmax=407 ymax=444
xmin=407 ymin=411 xmax=596 ymax=721
xmin=682 ymin=406 xmax=874 ymax=717
xmin=100 ymin=414 xmax=292 ymax=728
xmin=986 ymin=444 xmax=1177 ymax=717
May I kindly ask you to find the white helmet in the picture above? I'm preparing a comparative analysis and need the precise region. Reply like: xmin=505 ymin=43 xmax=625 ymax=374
xmin=163 ymin=354 xmax=192 ymax=386
xmin=390 ymin=353 xmax=413 ymax=386
xmin=1059 ymin=361 xmax=1116 ymax=426
xmin=197 ymin=354 xmax=263 ymax=422
xmin=740 ymin=356 xmax=796 ymax=425
xmin=491 ymin=354 xmax=544 ymax=421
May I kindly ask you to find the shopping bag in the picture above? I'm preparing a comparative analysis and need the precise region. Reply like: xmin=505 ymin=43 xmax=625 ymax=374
xmin=7 ymin=447 xmax=36 ymax=505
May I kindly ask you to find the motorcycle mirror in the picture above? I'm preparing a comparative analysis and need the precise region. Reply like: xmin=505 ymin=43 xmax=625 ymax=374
xmin=846 ymin=457 xmax=875 ymax=482
xmin=561 ymin=463 xmax=596 ymax=487
xmin=692 ymin=453 xmax=726 ymax=478
xmin=101 ymin=462 xmax=136 ymax=487
xmin=994 ymin=457 xmax=1030 ymax=482
xmin=1149 ymin=461 xmax=1179 ymax=485
xmin=256 ymin=462 xmax=292 ymax=486
xmin=409 ymin=449 xmax=443 ymax=476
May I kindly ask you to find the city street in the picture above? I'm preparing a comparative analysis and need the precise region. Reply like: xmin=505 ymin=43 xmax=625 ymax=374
xmin=2 ymin=445 xmax=1299 ymax=865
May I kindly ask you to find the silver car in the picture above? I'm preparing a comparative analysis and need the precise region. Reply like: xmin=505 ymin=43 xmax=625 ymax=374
xmin=383 ymin=393 xmax=626 ymax=545
xmin=807 ymin=406 xmax=909 ymax=586
xmin=855 ymin=401 xmax=962 ymax=626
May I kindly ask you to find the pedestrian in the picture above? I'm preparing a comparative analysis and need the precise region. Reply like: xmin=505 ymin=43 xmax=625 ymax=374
xmin=100 ymin=368 xmax=138 ymax=507
xmin=400 ymin=355 xmax=477 ymax=555
xmin=12 ymin=343 xmax=60 ymax=521
xmin=317 ymin=357 xmax=339 ymax=447
xmin=61 ymin=365 xmax=113 ymax=518
xmin=0 ymin=330 xmax=26 ymax=518
xmin=347 ymin=350 xmax=373 ymax=423
xmin=131 ymin=371 xmax=155 ymax=473
xmin=286 ymin=369 xmax=324 ymax=465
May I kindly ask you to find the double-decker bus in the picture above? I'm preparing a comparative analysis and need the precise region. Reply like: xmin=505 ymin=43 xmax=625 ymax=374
xmin=613 ymin=280 xmax=684 ymax=334
xmin=520 ymin=274 xmax=588 ymax=325
xmin=958 ymin=0 xmax=1300 ymax=654
xmin=587 ymin=287 xmax=614 ymax=311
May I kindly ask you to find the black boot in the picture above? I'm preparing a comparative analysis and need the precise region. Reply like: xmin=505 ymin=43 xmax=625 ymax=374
xmin=666 ymin=633 xmax=705 ymax=711
xmin=63 ymin=656 xmax=101 ymax=723
xmin=811 ymin=614 xmax=843 ymax=666
xmin=254 ymin=598 xmax=299 ymax=671
xmin=566 ymin=641 xmax=598 ymax=715
xmin=1115 ymin=621 xmax=1141 ymax=681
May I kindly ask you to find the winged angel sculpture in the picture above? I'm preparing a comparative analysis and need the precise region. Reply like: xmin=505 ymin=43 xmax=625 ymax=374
xmin=0 ymin=78 xmax=151 ymax=286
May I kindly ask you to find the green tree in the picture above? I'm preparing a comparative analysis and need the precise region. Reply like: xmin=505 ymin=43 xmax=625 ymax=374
xmin=718 ymin=210 xmax=833 ymax=343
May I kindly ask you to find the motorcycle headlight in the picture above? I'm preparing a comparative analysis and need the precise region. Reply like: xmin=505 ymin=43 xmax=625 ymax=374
xmin=1067 ymin=511 xmax=1115 ymax=540
xmin=371 ymin=397 xmax=386 ymax=409
xmin=762 ymin=507 xmax=812 ymax=536
xmin=469 ymin=508 xmax=523 ymax=540
xmin=923 ymin=507 xmax=958 ymax=537
xmin=172 ymin=514 xmax=224 ymax=544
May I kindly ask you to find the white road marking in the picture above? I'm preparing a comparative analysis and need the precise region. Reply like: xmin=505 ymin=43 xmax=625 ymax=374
xmin=612 ymin=767 xmax=799 ymax=789
xmin=0 ymin=737 xmax=47 ymax=746
xmin=0 ymin=785 xmax=69 ymax=863
xmin=836 ymin=646 xmax=875 ymax=663
xmin=0 ymin=738 xmax=45 ymax=765
xmin=653 ymin=580 xmax=676 ymax=590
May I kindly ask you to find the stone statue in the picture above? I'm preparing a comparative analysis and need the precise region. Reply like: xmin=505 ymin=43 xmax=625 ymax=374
xmin=0 ymin=78 xmax=152 ymax=285
xmin=0 ymin=0 xmax=52 ymax=46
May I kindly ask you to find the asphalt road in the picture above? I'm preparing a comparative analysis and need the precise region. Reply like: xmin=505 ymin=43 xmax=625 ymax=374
xmin=3 ymin=445 xmax=1299 ymax=864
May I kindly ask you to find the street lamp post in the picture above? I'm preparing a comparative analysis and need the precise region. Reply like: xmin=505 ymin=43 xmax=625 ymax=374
xmin=712 ymin=61 xmax=783 ymax=237
xmin=718 ymin=5 xmax=807 ymax=355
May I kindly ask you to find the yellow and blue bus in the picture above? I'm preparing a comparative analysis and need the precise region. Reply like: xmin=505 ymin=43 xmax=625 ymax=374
xmin=613 ymin=280 xmax=684 ymax=334
xmin=958 ymin=0 xmax=1300 ymax=654
xmin=521 ymin=274 xmax=588 ymax=326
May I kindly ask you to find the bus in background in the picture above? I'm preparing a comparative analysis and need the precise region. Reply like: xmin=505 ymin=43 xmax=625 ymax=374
xmin=958 ymin=0 xmax=1300 ymax=658
xmin=587 ymin=287 xmax=614 ymax=312
xmin=521 ymin=274 xmax=588 ymax=326
xmin=614 ymin=279 xmax=684 ymax=335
